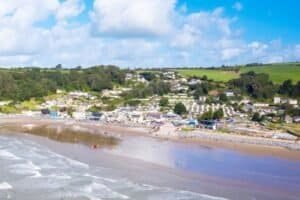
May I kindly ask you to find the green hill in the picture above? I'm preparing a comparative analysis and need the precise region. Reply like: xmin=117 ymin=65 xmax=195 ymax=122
xmin=176 ymin=63 xmax=300 ymax=84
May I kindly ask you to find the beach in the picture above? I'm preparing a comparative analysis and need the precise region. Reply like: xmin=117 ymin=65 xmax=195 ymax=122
xmin=1 ymin=116 xmax=300 ymax=200
xmin=1 ymin=115 xmax=300 ymax=158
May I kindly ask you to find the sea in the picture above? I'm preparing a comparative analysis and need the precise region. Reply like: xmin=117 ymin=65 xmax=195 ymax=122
xmin=1 ymin=134 xmax=300 ymax=200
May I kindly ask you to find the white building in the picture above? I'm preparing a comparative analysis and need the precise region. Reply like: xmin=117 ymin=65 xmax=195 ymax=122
xmin=288 ymin=99 xmax=298 ymax=105
xmin=225 ymin=91 xmax=235 ymax=97
xmin=273 ymin=97 xmax=281 ymax=104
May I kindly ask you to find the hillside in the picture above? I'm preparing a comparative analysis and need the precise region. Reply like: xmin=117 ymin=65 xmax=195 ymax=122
xmin=176 ymin=63 xmax=300 ymax=84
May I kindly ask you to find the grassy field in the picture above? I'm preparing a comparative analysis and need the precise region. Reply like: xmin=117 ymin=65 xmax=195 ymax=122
xmin=176 ymin=63 xmax=300 ymax=83
xmin=177 ymin=69 xmax=239 ymax=82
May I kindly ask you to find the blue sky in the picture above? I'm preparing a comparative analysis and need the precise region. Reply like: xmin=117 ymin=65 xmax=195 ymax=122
xmin=185 ymin=0 xmax=300 ymax=42
xmin=0 ymin=0 xmax=299 ymax=67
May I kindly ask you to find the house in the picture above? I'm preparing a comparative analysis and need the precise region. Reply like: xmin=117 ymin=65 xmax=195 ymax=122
xmin=293 ymin=116 xmax=300 ymax=123
xmin=198 ymin=96 xmax=207 ymax=103
xmin=288 ymin=99 xmax=298 ymax=106
xmin=253 ymin=103 xmax=269 ymax=108
xmin=188 ymin=79 xmax=201 ymax=85
xmin=163 ymin=72 xmax=176 ymax=80
xmin=273 ymin=97 xmax=281 ymax=104
xmin=225 ymin=91 xmax=235 ymax=97
xmin=125 ymin=73 xmax=134 ymax=81
xmin=284 ymin=115 xmax=293 ymax=124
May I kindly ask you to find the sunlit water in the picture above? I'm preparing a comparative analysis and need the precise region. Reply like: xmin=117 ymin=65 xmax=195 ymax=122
xmin=109 ymin=136 xmax=300 ymax=190
xmin=0 ymin=135 xmax=228 ymax=200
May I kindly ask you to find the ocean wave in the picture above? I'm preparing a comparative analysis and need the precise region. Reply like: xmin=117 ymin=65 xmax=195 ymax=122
xmin=0 ymin=182 xmax=13 ymax=190
xmin=0 ymin=149 xmax=21 ymax=160
xmin=10 ymin=161 xmax=42 ymax=177
xmin=81 ymin=181 xmax=130 ymax=199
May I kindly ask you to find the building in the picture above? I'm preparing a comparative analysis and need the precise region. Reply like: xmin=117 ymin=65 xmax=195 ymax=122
xmin=288 ymin=99 xmax=298 ymax=106
xmin=198 ymin=96 xmax=207 ymax=103
xmin=293 ymin=116 xmax=300 ymax=123
xmin=273 ymin=97 xmax=281 ymax=104
xmin=225 ymin=91 xmax=235 ymax=97
xmin=163 ymin=72 xmax=176 ymax=80
xmin=188 ymin=79 xmax=201 ymax=85
xmin=253 ymin=103 xmax=269 ymax=108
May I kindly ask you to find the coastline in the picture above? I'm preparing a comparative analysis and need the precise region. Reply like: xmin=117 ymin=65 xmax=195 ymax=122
xmin=3 ymin=133 xmax=299 ymax=200
xmin=0 ymin=115 xmax=300 ymax=160
xmin=1 ymin=115 xmax=300 ymax=200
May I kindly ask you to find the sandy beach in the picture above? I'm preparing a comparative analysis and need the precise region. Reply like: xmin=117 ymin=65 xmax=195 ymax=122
xmin=1 ymin=115 xmax=300 ymax=160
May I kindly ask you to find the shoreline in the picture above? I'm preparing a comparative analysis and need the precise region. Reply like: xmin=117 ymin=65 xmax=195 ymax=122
xmin=3 ymin=133 xmax=299 ymax=200
xmin=0 ymin=115 xmax=300 ymax=160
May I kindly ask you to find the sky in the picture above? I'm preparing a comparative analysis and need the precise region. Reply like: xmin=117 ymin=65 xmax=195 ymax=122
xmin=0 ymin=0 xmax=299 ymax=68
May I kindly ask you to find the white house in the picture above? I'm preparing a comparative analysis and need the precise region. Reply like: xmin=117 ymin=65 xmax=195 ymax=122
xmin=288 ymin=99 xmax=298 ymax=105
xmin=273 ymin=97 xmax=281 ymax=104
xmin=225 ymin=91 xmax=235 ymax=97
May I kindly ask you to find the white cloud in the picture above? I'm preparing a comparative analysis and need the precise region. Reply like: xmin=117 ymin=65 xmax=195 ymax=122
xmin=0 ymin=0 xmax=298 ymax=67
xmin=90 ymin=0 xmax=176 ymax=37
xmin=56 ymin=0 xmax=85 ymax=21
xmin=233 ymin=2 xmax=243 ymax=11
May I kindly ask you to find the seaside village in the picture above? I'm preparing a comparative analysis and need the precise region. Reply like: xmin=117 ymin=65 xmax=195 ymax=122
xmin=1 ymin=71 xmax=299 ymax=141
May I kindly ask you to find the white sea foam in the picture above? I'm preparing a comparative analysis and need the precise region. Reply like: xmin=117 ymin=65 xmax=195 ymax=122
xmin=0 ymin=149 xmax=21 ymax=160
xmin=82 ymin=182 xmax=129 ymax=199
xmin=10 ymin=161 xmax=42 ymax=177
xmin=47 ymin=174 xmax=72 ymax=180
xmin=0 ymin=135 xmax=230 ymax=200
xmin=0 ymin=182 xmax=12 ymax=190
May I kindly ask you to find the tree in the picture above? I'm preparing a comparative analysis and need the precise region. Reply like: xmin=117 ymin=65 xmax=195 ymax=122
xmin=279 ymin=79 xmax=293 ymax=96
xmin=55 ymin=64 xmax=62 ymax=69
xmin=198 ymin=109 xmax=224 ymax=121
xmin=159 ymin=97 xmax=169 ymax=107
xmin=198 ymin=109 xmax=213 ymax=121
xmin=252 ymin=112 xmax=262 ymax=122
xmin=219 ymin=93 xmax=228 ymax=102
xmin=229 ymin=71 xmax=276 ymax=99
xmin=213 ymin=109 xmax=224 ymax=120
xmin=174 ymin=102 xmax=187 ymax=116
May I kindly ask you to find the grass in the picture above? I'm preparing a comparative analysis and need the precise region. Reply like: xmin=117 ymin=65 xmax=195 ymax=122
xmin=177 ymin=69 xmax=239 ymax=82
xmin=267 ymin=122 xmax=300 ymax=137
xmin=284 ymin=124 xmax=300 ymax=137
xmin=240 ymin=64 xmax=300 ymax=83
xmin=176 ymin=63 xmax=300 ymax=83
